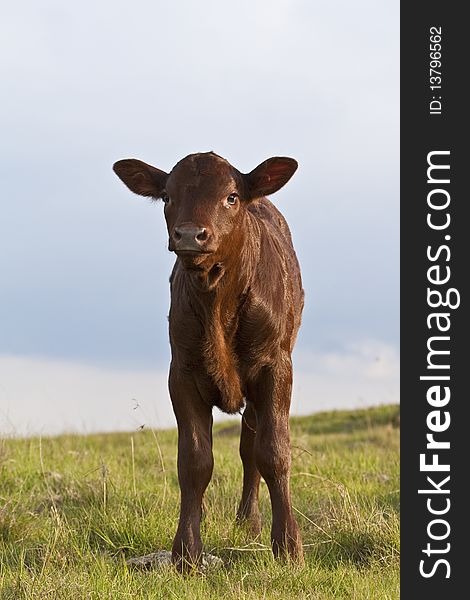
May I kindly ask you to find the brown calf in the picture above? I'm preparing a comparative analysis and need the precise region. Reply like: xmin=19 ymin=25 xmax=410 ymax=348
xmin=113 ymin=151 xmax=304 ymax=569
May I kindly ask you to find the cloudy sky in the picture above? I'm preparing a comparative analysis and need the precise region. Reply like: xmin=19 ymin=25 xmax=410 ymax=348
xmin=0 ymin=0 xmax=399 ymax=435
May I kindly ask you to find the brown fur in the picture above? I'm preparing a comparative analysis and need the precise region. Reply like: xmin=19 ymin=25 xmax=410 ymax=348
xmin=113 ymin=151 xmax=304 ymax=570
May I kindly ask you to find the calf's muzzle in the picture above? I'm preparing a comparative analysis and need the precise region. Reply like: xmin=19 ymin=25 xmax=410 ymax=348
xmin=171 ymin=224 xmax=212 ymax=253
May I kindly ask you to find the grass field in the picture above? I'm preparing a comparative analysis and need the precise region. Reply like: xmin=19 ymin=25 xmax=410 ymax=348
xmin=0 ymin=405 xmax=400 ymax=599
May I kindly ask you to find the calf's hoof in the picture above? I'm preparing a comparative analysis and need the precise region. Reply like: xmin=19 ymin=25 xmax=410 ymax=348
xmin=126 ymin=549 xmax=223 ymax=573
xmin=172 ymin=550 xmax=224 ymax=573
xmin=236 ymin=511 xmax=262 ymax=537
xmin=272 ymin=530 xmax=304 ymax=564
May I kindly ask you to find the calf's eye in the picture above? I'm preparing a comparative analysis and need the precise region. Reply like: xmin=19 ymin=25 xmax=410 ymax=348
xmin=226 ymin=193 xmax=238 ymax=205
xmin=161 ymin=192 xmax=170 ymax=204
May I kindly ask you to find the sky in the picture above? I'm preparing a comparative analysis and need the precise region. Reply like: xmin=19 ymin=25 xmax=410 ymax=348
xmin=0 ymin=0 xmax=399 ymax=435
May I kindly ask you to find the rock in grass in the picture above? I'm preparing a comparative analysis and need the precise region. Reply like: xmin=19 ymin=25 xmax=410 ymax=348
xmin=126 ymin=550 xmax=224 ymax=572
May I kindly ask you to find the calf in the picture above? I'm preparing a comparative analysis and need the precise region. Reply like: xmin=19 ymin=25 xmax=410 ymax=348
xmin=113 ymin=151 xmax=304 ymax=569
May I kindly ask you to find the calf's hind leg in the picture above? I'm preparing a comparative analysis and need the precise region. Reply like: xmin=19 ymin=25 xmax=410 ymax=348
xmin=236 ymin=401 xmax=262 ymax=535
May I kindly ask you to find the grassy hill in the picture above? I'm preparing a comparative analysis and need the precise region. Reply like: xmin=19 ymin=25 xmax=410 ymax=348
xmin=0 ymin=405 xmax=399 ymax=599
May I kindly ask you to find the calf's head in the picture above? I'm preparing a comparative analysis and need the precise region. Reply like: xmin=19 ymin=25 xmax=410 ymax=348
xmin=113 ymin=152 xmax=297 ymax=270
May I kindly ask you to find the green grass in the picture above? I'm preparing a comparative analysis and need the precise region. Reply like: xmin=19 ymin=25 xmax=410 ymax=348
xmin=0 ymin=405 xmax=399 ymax=599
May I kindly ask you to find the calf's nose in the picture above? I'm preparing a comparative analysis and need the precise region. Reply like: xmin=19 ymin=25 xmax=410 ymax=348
xmin=172 ymin=224 xmax=210 ymax=251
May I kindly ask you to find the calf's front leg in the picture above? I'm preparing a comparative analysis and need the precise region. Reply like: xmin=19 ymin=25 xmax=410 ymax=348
xmin=169 ymin=370 xmax=214 ymax=570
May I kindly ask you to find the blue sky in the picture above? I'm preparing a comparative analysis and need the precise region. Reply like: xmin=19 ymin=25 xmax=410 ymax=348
xmin=0 ymin=1 xmax=399 ymax=435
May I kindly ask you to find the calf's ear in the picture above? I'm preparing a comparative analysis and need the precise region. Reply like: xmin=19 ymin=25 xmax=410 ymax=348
xmin=244 ymin=157 xmax=298 ymax=200
xmin=113 ymin=159 xmax=168 ymax=198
